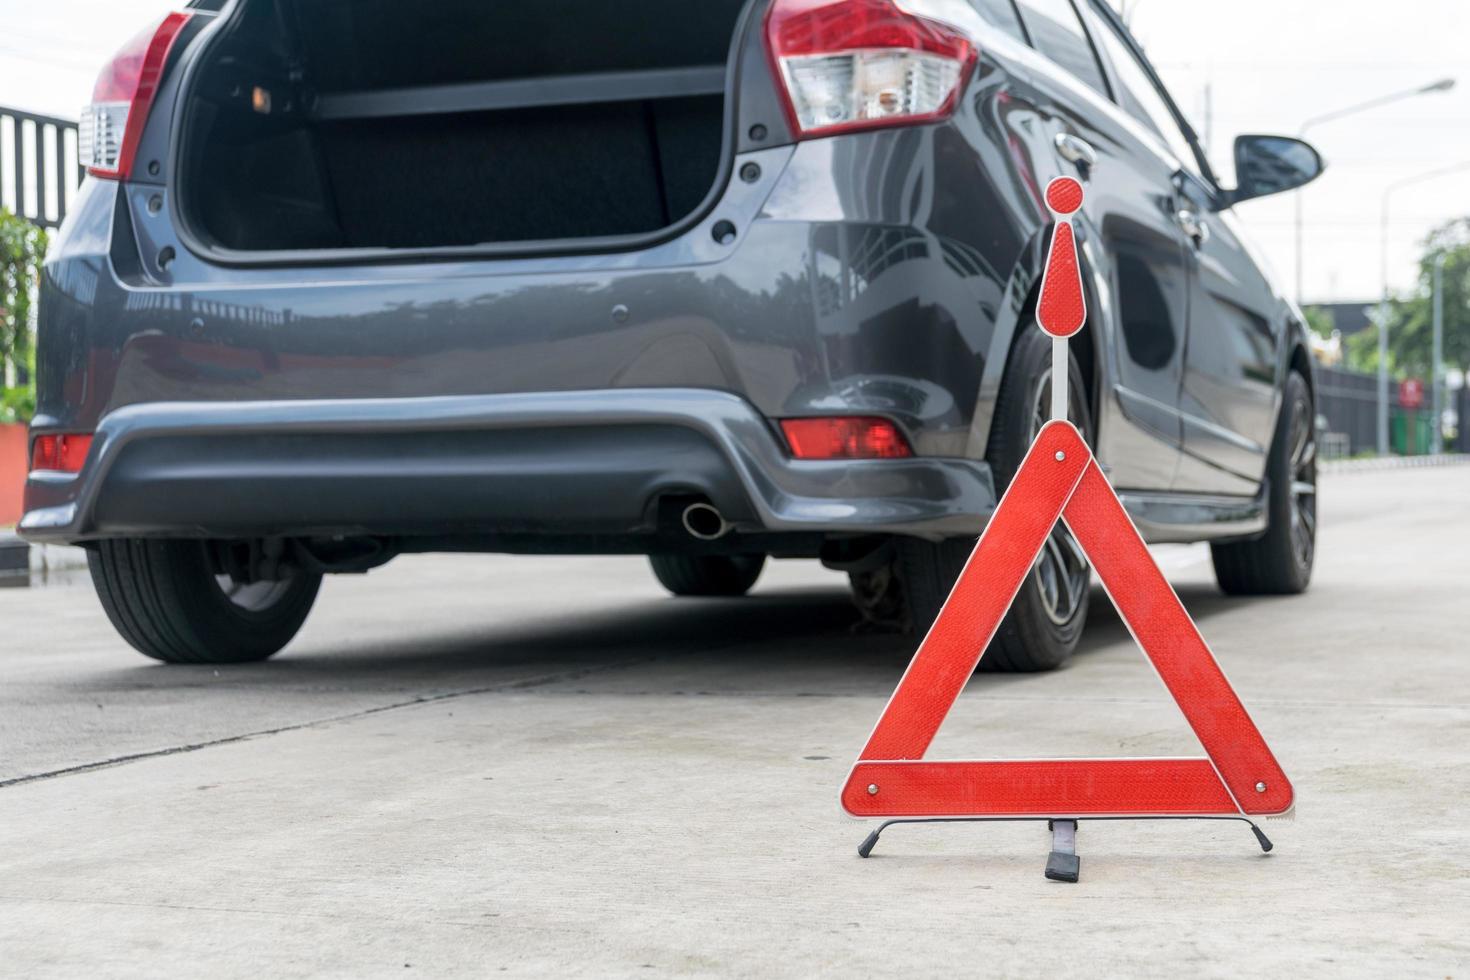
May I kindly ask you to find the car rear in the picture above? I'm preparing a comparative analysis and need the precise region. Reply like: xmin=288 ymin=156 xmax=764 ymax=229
xmin=24 ymin=0 xmax=1023 ymax=663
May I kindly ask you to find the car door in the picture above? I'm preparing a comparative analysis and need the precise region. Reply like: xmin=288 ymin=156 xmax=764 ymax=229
xmin=1171 ymin=176 xmax=1282 ymax=493
xmin=1012 ymin=0 xmax=1190 ymax=490
xmin=1081 ymin=5 xmax=1277 ymax=495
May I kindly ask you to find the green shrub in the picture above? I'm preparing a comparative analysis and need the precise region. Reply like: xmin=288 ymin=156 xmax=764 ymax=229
xmin=1 ymin=376 xmax=35 ymax=425
xmin=1 ymin=207 xmax=48 ymax=423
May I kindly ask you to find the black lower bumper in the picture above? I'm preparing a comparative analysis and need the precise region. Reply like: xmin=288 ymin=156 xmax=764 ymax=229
xmin=20 ymin=388 xmax=996 ymax=545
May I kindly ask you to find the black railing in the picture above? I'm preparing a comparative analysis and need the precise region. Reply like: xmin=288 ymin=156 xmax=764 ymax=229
xmin=1 ymin=105 xmax=83 ymax=229
xmin=1318 ymin=364 xmax=1468 ymax=456
xmin=1316 ymin=365 xmax=1378 ymax=457
xmin=1459 ymin=387 xmax=1470 ymax=454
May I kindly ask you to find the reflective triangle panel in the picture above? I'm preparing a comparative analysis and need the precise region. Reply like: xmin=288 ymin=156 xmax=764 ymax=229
xmin=842 ymin=424 xmax=1294 ymax=820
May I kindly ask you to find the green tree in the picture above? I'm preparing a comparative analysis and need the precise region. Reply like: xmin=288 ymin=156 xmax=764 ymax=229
xmin=1347 ymin=217 xmax=1470 ymax=379
xmin=1302 ymin=305 xmax=1335 ymax=341
xmin=0 ymin=208 xmax=48 ymax=422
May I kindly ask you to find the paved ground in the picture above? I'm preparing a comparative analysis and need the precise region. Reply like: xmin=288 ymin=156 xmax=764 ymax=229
xmin=0 ymin=467 xmax=1467 ymax=977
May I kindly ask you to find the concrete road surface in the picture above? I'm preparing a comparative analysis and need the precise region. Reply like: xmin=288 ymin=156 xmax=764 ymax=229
xmin=1 ymin=467 xmax=1467 ymax=977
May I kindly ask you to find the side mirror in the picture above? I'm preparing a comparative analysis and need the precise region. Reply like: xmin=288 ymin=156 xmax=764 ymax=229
xmin=1224 ymin=134 xmax=1325 ymax=207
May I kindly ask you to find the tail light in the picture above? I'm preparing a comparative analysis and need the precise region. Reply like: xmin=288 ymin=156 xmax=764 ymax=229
xmin=30 ymin=434 xmax=94 ymax=474
xmin=765 ymin=0 xmax=976 ymax=138
xmin=780 ymin=417 xmax=912 ymax=459
xmin=79 ymin=11 xmax=193 ymax=179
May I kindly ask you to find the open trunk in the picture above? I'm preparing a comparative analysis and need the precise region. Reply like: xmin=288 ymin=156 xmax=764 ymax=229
xmin=177 ymin=0 xmax=751 ymax=254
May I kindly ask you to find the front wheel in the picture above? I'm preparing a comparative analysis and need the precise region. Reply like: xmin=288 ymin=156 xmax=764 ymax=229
xmin=88 ymin=539 xmax=322 ymax=664
xmin=1211 ymin=370 xmax=1316 ymax=595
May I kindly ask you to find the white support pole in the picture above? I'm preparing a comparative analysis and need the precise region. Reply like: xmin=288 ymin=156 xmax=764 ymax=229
xmin=1376 ymin=298 xmax=1390 ymax=456
xmin=1051 ymin=336 xmax=1069 ymax=422
xmin=1432 ymin=253 xmax=1445 ymax=455
xmin=1378 ymin=194 xmax=1391 ymax=456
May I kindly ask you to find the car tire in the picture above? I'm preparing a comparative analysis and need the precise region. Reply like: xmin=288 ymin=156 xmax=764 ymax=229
xmin=648 ymin=553 xmax=765 ymax=597
xmin=899 ymin=324 xmax=1094 ymax=672
xmin=1211 ymin=370 xmax=1316 ymax=595
xmin=88 ymin=539 xmax=322 ymax=664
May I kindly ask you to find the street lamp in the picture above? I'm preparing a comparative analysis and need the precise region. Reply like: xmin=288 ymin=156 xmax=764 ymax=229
xmin=1377 ymin=159 xmax=1470 ymax=455
xmin=1294 ymin=77 xmax=1456 ymax=304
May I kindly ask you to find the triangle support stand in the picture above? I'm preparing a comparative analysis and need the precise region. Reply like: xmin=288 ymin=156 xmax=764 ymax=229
xmin=856 ymin=815 xmax=1274 ymax=863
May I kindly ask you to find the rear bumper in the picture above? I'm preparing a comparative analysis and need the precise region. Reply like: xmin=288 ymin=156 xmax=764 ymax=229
xmin=19 ymin=388 xmax=996 ymax=546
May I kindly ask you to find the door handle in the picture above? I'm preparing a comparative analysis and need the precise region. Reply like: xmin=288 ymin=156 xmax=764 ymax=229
xmin=1175 ymin=208 xmax=1210 ymax=247
xmin=1054 ymin=132 xmax=1097 ymax=171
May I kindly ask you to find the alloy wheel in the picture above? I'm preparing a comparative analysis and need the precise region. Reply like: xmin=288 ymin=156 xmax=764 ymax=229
xmin=204 ymin=541 xmax=297 ymax=613
xmin=1287 ymin=394 xmax=1317 ymax=571
xmin=213 ymin=574 xmax=295 ymax=612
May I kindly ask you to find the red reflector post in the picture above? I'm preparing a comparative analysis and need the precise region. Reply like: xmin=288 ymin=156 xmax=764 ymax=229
xmin=780 ymin=417 xmax=912 ymax=459
xmin=30 ymin=434 xmax=94 ymax=473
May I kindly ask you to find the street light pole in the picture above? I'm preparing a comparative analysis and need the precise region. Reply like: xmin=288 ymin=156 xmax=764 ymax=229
xmin=1378 ymin=159 xmax=1470 ymax=455
xmin=1293 ymin=78 xmax=1455 ymax=305
xmin=1432 ymin=252 xmax=1445 ymax=455
xmin=1377 ymin=224 xmax=1390 ymax=455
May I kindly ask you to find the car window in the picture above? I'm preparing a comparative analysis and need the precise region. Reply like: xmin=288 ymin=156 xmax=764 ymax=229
xmin=1013 ymin=0 xmax=1109 ymax=97
xmin=1089 ymin=13 xmax=1202 ymax=177
xmin=966 ymin=0 xmax=1028 ymax=43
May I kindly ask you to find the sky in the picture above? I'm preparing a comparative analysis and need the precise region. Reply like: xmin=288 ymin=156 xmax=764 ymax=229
xmin=1122 ymin=0 xmax=1470 ymax=304
xmin=1 ymin=0 xmax=1468 ymax=304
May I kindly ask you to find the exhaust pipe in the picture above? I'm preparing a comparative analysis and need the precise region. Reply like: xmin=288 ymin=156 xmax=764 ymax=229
xmin=681 ymin=502 xmax=731 ymax=541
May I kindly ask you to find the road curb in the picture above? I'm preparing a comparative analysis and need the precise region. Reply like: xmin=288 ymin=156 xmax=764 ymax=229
xmin=0 ymin=531 xmax=89 ymax=587
xmin=0 ymin=532 xmax=28 ymax=587
xmin=1321 ymin=452 xmax=1468 ymax=474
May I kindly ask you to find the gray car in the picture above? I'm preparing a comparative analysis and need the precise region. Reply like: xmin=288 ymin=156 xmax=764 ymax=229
xmin=23 ymin=0 xmax=1321 ymax=670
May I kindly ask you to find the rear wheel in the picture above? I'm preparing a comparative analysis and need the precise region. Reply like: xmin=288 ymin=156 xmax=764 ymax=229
xmin=1211 ymin=370 xmax=1316 ymax=595
xmin=88 ymin=539 xmax=322 ymax=664
xmin=899 ymin=325 xmax=1093 ymax=671
xmin=648 ymin=553 xmax=765 ymax=597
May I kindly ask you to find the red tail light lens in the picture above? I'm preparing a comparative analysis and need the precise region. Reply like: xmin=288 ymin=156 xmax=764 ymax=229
xmin=765 ymin=0 xmax=976 ymax=138
xmin=30 ymin=434 xmax=94 ymax=474
xmin=79 ymin=11 xmax=192 ymax=179
xmin=780 ymin=417 xmax=913 ymax=459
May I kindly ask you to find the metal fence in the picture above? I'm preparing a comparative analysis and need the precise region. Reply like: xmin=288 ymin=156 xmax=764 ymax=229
xmin=1 ymin=105 xmax=83 ymax=229
xmin=1459 ymin=387 xmax=1470 ymax=454
xmin=1318 ymin=364 xmax=1469 ymax=456
xmin=1316 ymin=365 xmax=1378 ymax=457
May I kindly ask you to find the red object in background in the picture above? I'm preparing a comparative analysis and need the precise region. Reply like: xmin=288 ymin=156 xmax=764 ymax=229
xmin=841 ymin=420 xmax=1294 ymax=819
xmin=29 ymin=434 xmax=94 ymax=474
xmin=0 ymin=424 xmax=27 ymax=526
xmin=1398 ymin=378 xmax=1425 ymax=409
xmin=780 ymin=416 xmax=912 ymax=459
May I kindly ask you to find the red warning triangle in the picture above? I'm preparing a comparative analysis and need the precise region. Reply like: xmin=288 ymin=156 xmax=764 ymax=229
xmin=841 ymin=421 xmax=1294 ymax=818
xmin=842 ymin=176 xmax=1292 ymax=821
